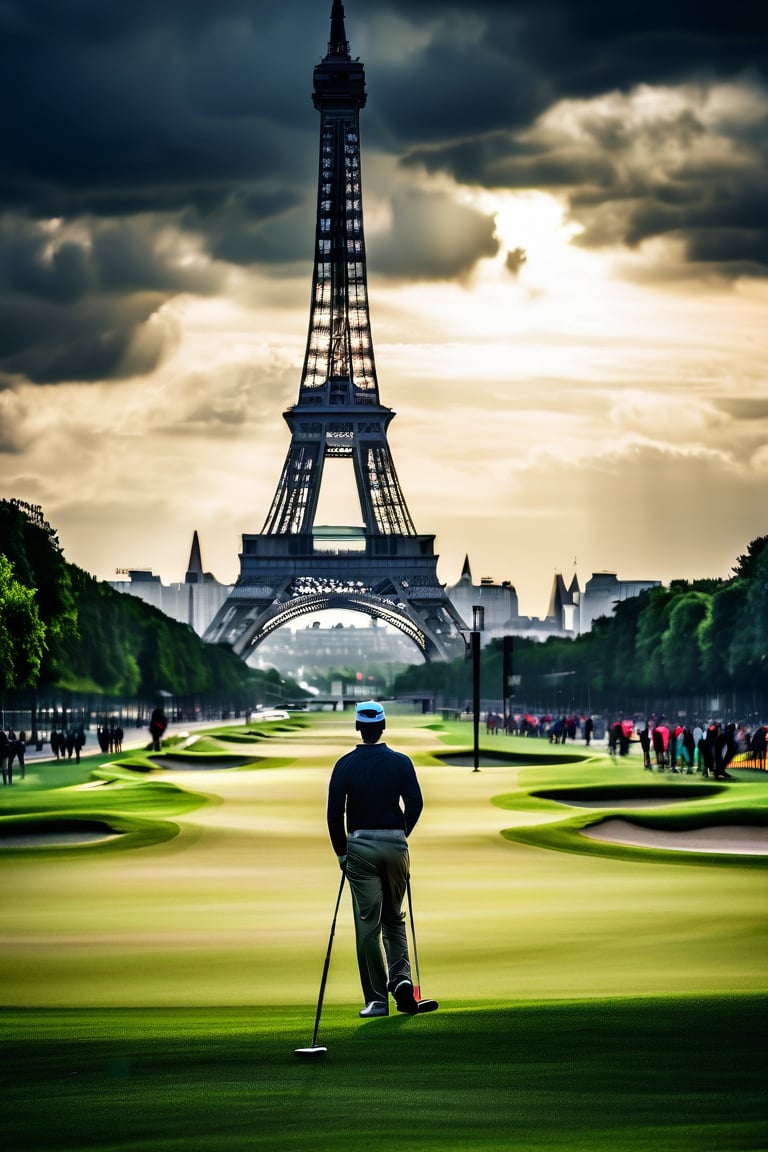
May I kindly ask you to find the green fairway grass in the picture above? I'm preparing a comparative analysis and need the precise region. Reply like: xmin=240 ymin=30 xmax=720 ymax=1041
xmin=1 ymin=710 xmax=766 ymax=1150
xmin=3 ymin=998 xmax=766 ymax=1151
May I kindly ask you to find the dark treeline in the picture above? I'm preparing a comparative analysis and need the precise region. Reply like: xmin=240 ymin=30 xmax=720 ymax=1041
xmin=394 ymin=536 xmax=768 ymax=721
xmin=0 ymin=499 xmax=302 ymax=712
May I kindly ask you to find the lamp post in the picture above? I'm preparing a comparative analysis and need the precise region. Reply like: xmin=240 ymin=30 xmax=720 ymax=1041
xmin=470 ymin=605 xmax=484 ymax=773
xmin=502 ymin=635 xmax=513 ymax=728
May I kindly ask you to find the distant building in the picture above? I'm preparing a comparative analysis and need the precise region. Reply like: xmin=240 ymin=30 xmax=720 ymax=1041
xmin=579 ymin=571 xmax=661 ymax=633
xmin=543 ymin=571 xmax=581 ymax=636
xmin=110 ymin=532 xmax=233 ymax=636
xmin=446 ymin=556 xmax=519 ymax=637
xmin=445 ymin=556 xmax=659 ymax=645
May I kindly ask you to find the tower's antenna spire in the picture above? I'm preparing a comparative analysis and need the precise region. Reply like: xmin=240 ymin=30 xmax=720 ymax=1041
xmin=328 ymin=0 xmax=350 ymax=59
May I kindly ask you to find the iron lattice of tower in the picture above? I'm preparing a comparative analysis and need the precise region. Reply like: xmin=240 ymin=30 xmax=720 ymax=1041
xmin=204 ymin=0 xmax=468 ymax=662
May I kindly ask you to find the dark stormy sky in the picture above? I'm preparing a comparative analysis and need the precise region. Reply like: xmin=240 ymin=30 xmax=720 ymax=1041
xmin=1 ymin=0 xmax=766 ymax=614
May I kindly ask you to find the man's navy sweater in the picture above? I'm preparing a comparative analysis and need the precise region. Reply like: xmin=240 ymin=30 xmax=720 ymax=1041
xmin=327 ymin=741 xmax=423 ymax=857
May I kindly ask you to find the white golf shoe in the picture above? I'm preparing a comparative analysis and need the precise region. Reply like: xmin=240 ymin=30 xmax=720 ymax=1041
xmin=359 ymin=1001 xmax=389 ymax=1018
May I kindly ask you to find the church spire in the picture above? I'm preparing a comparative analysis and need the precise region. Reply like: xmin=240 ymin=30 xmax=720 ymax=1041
xmin=327 ymin=0 xmax=350 ymax=59
xmin=185 ymin=530 xmax=203 ymax=583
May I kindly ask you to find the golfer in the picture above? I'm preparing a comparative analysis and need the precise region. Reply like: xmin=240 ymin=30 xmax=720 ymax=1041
xmin=327 ymin=701 xmax=423 ymax=1018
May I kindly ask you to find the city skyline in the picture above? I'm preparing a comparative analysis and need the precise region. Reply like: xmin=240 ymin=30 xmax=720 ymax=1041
xmin=1 ymin=2 xmax=766 ymax=619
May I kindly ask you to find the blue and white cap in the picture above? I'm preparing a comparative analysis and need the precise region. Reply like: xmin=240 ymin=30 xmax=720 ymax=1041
xmin=355 ymin=700 xmax=386 ymax=723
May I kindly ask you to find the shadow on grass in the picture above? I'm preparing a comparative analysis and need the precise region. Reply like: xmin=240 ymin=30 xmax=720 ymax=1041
xmin=3 ymin=996 xmax=765 ymax=1151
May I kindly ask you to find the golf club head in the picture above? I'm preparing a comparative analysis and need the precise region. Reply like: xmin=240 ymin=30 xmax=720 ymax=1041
xmin=295 ymin=1045 xmax=328 ymax=1058
xmin=416 ymin=998 xmax=439 ymax=1013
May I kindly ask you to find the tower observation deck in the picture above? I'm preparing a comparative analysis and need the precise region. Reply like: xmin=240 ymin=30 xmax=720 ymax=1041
xmin=204 ymin=0 xmax=467 ymax=661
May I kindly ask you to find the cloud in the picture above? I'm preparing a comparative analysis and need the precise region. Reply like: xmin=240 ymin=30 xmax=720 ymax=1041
xmin=148 ymin=359 xmax=294 ymax=437
xmin=193 ymin=186 xmax=314 ymax=268
xmin=1 ymin=2 xmax=314 ymax=214
xmin=368 ymin=187 xmax=499 ymax=280
xmin=0 ymin=215 xmax=227 ymax=384
xmin=405 ymin=79 xmax=768 ymax=277
xmin=715 ymin=397 xmax=768 ymax=421
xmin=366 ymin=1 xmax=767 ymax=157
xmin=505 ymin=247 xmax=527 ymax=276
xmin=0 ymin=388 xmax=32 ymax=452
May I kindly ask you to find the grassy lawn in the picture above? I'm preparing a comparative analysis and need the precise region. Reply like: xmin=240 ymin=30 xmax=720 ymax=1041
xmin=1 ymin=709 xmax=766 ymax=1151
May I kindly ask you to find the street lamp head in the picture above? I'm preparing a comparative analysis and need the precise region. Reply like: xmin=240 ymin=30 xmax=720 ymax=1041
xmin=472 ymin=605 xmax=485 ymax=633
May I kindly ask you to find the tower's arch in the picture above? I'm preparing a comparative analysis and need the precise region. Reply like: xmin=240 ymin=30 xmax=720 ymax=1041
xmin=235 ymin=592 xmax=429 ymax=660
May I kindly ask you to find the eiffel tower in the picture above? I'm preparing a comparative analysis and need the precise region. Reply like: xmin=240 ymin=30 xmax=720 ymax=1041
xmin=204 ymin=0 xmax=467 ymax=662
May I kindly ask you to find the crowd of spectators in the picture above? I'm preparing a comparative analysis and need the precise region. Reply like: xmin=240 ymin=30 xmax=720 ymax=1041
xmin=96 ymin=724 xmax=124 ymax=753
xmin=477 ymin=710 xmax=766 ymax=776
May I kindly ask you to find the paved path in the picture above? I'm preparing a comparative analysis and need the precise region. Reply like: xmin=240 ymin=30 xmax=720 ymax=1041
xmin=18 ymin=718 xmax=218 ymax=765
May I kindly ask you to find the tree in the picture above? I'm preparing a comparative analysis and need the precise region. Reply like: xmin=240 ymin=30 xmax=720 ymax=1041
xmin=0 ymin=500 xmax=307 ymax=706
xmin=732 ymin=536 xmax=768 ymax=580
xmin=0 ymin=554 xmax=46 ymax=690
xmin=634 ymin=586 xmax=676 ymax=694
xmin=660 ymin=591 xmax=710 ymax=693
xmin=597 ymin=593 xmax=647 ymax=697
xmin=0 ymin=499 xmax=77 ymax=686
xmin=701 ymin=581 xmax=749 ymax=688
xmin=728 ymin=544 xmax=768 ymax=683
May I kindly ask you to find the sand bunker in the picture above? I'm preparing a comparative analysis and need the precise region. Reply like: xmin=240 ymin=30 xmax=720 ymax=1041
xmin=582 ymin=819 xmax=768 ymax=856
xmin=559 ymin=797 xmax=685 ymax=809
xmin=0 ymin=829 xmax=121 ymax=848
xmin=152 ymin=756 xmax=252 ymax=770
xmin=537 ymin=785 xmax=721 ymax=810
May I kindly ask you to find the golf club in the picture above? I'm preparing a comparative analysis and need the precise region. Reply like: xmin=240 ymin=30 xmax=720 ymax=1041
xmin=295 ymin=870 xmax=346 ymax=1057
xmin=406 ymin=875 xmax=439 ymax=1014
